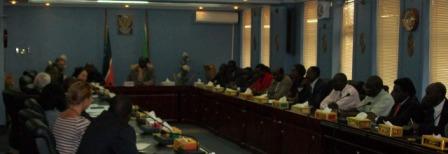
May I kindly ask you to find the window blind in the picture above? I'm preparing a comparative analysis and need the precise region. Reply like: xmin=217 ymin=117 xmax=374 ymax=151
xmin=261 ymin=6 xmax=270 ymax=66
xmin=340 ymin=1 xmax=355 ymax=79
xmin=303 ymin=0 xmax=318 ymax=69
xmin=377 ymin=0 xmax=400 ymax=88
xmin=430 ymin=0 xmax=448 ymax=86
xmin=242 ymin=9 xmax=252 ymax=68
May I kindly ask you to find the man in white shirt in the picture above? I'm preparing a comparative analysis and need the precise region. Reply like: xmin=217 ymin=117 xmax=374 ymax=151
xmin=357 ymin=76 xmax=394 ymax=117
xmin=320 ymin=73 xmax=360 ymax=111
xmin=415 ymin=82 xmax=448 ymax=136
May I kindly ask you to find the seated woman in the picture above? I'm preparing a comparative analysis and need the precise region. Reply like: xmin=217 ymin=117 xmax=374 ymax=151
xmin=52 ymin=81 xmax=92 ymax=154
xmin=64 ymin=67 xmax=88 ymax=91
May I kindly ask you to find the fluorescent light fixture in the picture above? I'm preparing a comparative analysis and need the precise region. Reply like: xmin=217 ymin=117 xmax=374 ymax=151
xmin=263 ymin=25 xmax=270 ymax=29
xmin=97 ymin=0 xmax=149 ymax=4
xmin=244 ymin=25 xmax=251 ymax=29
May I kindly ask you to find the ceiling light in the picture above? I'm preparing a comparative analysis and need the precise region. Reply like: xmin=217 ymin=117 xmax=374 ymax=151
xmin=10 ymin=1 xmax=17 ymax=5
xmin=243 ymin=0 xmax=248 ymax=2
xmin=45 ymin=2 xmax=50 ymax=6
xmin=124 ymin=4 xmax=130 ymax=8
xmin=233 ymin=6 xmax=238 ymax=10
xmin=198 ymin=6 xmax=204 ymax=10
xmin=97 ymin=0 xmax=149 ymax=4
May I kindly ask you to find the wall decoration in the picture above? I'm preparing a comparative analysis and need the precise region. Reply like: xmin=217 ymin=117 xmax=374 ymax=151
xmin=401 ymin=8 xmax=419 ymax=32
xmin=360 ymin=0 xmax=366 ymax=5
xmin=322 ymin=34 xmax=328 ymax=53
xmin=275 ymin=34 xmax=280 ymax=52
xmin=407 ymin=33 xmax=415 ymax=57
xmin=359 ymin=32 xmax=366 ymax=54
xmin=401 ymin=8 xmax=418 ymax=57
xmin=117 ymin=15 xmax=133 ymax=35
xmin=318 ymin=1 xmax=330 ymax=19
xmin=252 ymin=34 xmax=257 ymax=51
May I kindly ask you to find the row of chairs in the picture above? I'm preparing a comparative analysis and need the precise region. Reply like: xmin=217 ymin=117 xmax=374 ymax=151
xmin=3 ymin=89 xmax=58 ymax=154
xmin=19 ymin=99 xmax=58 ymax=154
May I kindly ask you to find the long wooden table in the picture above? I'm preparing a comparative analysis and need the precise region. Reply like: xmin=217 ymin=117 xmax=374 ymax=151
xmin=110 ymin=86 xmax=446 ymax=154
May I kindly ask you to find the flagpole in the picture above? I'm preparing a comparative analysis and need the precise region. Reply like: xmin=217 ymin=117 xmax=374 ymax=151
xmin=145 ymin=9 xmax=150 ymax=58
xmin=104 ymin=9 xmax=108 ymax=38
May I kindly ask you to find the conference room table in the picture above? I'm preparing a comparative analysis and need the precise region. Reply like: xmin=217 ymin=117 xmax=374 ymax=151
xmin=85 ymin=97 xmax=211 ymax=154
xmin=109 ymin=86 xmax=448 ymax=154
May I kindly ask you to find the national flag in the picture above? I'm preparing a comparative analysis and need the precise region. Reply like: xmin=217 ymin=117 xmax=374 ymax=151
xmin=142 ymin=10 xmax=149 ymax=58
xmin=103 ymin=10 xmax=114 ymax=87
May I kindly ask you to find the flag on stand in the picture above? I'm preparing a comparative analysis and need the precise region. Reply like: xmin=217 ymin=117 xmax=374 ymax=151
xmin=103 ymin=10 xmax=114 ymax=87
xmin=142 ymin=10 xmax=150 ymax=58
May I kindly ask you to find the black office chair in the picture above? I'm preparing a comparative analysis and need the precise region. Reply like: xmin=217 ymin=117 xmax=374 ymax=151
xmin=18 ymin=109 xmax=46 ymax=154
xmin=19 ymin=108 xmax=46 ymax=124
xmin=25 ymin=98 xmax=45 ymax=116
xmin=25 ymin=118 xmax=59 ymax=154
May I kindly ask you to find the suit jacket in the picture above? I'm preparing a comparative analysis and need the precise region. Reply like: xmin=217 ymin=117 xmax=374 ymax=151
xmin=295 ymin=78 xmax=332 ymax=109
xmin=415 ymin=98 xmax=448 ymax=136
xmin=77 ymin=111 xmax=138 ymax=154
xmin=127 ymin=66 xmax=155 ymax=86
xmin=267 ymin=76 xmax=293 ymax=99
xmin=377 ymin=96 xmax=419 ymax=126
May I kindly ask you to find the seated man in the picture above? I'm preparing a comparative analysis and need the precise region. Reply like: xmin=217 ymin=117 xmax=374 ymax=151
xmin=295 ymin=66 xmax=332 ymax=108
xmin=267 ymin=68 xmax=293 ymax=99
xmin=77 ymin=96 xmax=138 ymax=154
xmin=235 ymin=67 xmax=254 ymax=91
xmin=225 ymin=60 xmax=242 ymax=88
xmin=414 ymin=82 xmax=448 ymax=136
xmin=249 ymin=64 xmax=273 ymax=95
xmin=288 ymin=64 xmax=306 ymax=100
xmin=376 ymin=78 xmax=419 ymax=126
xmin=320 ymin=73 xmax=360 ymax=112
xmin=45 ymin=56 xmax=67 ymax=85
xmin=357 ymin=76 xmax=394 ymax=117
xmin=127 ymin=57 xmax=155 ymax=86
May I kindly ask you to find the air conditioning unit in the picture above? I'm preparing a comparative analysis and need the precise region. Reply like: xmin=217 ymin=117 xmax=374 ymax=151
xmin=195 ymin=11 xmax=239 ymax=24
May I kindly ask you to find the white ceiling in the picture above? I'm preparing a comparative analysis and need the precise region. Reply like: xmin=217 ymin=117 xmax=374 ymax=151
xmin=6 ymin=0 xmax=308 ymax=10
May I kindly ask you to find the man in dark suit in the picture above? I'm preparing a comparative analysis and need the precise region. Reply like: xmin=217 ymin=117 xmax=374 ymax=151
xmin=415 ymin=82 xmax=448 ymax=136
xmin=77 ymin=96 xmax=138 ymax=154
xmin=376 ymin=78 xmax=419 ymax=126
xmin=295 ymin=66 xmax=331 ymax=109
xmin=288 ymin=64 xmax=306 ymax=100
xmin=127 ymin=57 xmax=155 ymax=86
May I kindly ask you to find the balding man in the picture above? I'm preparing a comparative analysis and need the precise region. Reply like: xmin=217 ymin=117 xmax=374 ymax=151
xmin=320 ymin=73 xmax=360 ymax=111
xmin=357 ymin=76 xmax=394 ymax=117
xmin=415 ymin=82 xmax=448 ymax=136
xmin=77 ymin=96 xmax=138 ymax=154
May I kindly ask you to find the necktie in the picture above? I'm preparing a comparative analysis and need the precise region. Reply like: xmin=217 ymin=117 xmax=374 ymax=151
xmin=393 ymin=104 xmax=401 ymax=117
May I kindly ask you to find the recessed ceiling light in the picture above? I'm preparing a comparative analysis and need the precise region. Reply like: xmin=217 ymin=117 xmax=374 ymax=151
xmin=10 ymin=1 xmax=17 ymax=5
xmin=198 ymin=6 xmax=204 ymax=10
xmin=243 ymin=0 xmax=248 ymax=2
xmin=234 ymin=6 xmax=239 ymax=10
xmin=45 ymin=2 xmax=50 ymax=6
xmin=124 ymin=4 xmax=130 ymax=8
